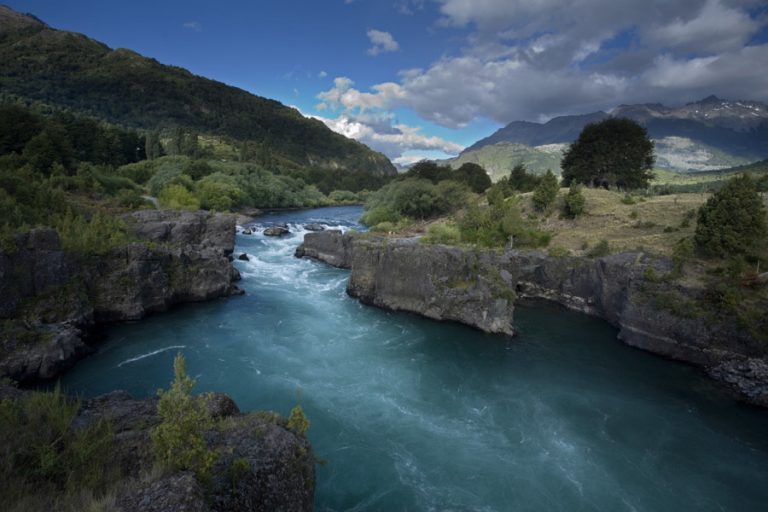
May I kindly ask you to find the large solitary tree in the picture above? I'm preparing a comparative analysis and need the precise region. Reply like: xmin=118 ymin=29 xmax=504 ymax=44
xmin=561 ymin=118 xmax=654 ymax=190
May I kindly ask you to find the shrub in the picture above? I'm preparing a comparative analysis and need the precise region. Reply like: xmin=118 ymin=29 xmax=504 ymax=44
xmin=422 ymin=222 xmax=461 ymax=245
xmin=458 ymin=199 xmax=550 ymax=248
xmin=152 ymin=353 xmax=216 ymax=483
xmin=328 ymin=190 xmax=359 ymax=204
xmin=286 ymin=405 xmax=310 ymax=436
xmin=0 ymin=385 xmax=117 ymax=507
xmin=563 ymin=184 xmax=586 ymax=218
xmin=54 ymin=210 xmax=134 ymax=255
xmin=694 ymin=174 xmax=767 ymax=258
xmin=159 ymin=184 xmax=201 ymax=210
xmin=548 ymin=246 xmax=571 ymax=258
xmin=532 ymin=170 xmax=559 ymax=211
xmin=587 ymin=239 xmax=611 ymax=257
xmin=453 ymin=162 xmax=491 ymax=193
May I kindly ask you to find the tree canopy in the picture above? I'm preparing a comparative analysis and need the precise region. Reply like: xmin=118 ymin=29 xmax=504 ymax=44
xmin=561 ymin=118 xmax=654 ymax=190
xmin=694 ymin=174 xmax=767 ymax=258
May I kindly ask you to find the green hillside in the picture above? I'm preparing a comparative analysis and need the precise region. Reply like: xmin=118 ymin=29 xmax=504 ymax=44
xmin=447 ymin=142 xmax=563 ymax=181
xmin=0 ymin=6 xmax=395 ymax=176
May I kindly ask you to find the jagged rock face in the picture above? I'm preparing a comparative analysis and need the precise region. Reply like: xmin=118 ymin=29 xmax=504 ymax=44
xmin=0 ymin=228 xmax=72 ymax=318
xmin=348 ymin=237 xmax=515 ymax=335
xmin=3 ymin=386 xmax=315 ymax=512
xmin=294 ymin=230 xmax=355 ymax=268
xmin=0 ymin=210 xmax=242 ymax=383
xmin=296 ymin=231 xmax=768 ymax=407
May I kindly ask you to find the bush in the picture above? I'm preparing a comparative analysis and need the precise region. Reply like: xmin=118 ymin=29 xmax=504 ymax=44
xmin=422 ymin=222 xmax=461 ymax=245
xmin=458 ymin=198 xmax=550 ymax=248
xmin=286 ymin=405 xmax=310 ymax=436
xmin=152 ymin=353 xmax=216 ymax=483
xmin=532 ymin=170 xmax=559 ymax=211
xmin=195 ymin=173 xmax=243 ymax=212
xmin=0 ymin=385 xmax=117 ymax=507
xmin=453 ymin=162 xmax=491 ymax=193
xmin=563 ymin=184 xmax=586 ymax=218
xmin=587 ymin=239 xmax=611 ymax=257
xmin=54 ymin=210 xmax=134 ymax=255
xmin=159 ymin=184 xmax=201 ymax=210
xmin=694 ymin=174 xmax=767 ymax=258
xmin=328 ymin=190 xmax=360 ymax=204
xmin=361 ymin=178 xmax=464 ymax=226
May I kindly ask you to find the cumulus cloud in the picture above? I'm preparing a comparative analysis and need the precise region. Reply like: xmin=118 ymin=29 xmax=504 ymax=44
xmin=309 ymin=112 xmax=463 ymax=160
xmin=319 ymin=0 xmax=768 ymax=125
xmin=367 ymin=29 xmax=400 ymax=56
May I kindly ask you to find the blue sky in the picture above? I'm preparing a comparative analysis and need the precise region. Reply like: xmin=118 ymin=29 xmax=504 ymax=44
xmin=5 ymin=0 xmax=768 ymax=164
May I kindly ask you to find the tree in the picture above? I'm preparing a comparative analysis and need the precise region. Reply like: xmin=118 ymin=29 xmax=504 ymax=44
xmin=532 ymin=169 xmax=559 ymax=211
xmin=152 ymin=353 xmax=215 ymax=482
xmin=694 ymin=174 xmax=767 ymax=258
xmin=508 ymin=164 xmax=540 ymax=192
xmin=404 ymin=161 xmax=452 ymax=183
xmin=453 ymin=162 xmax=491 ymax=193
xmin=561 ymin=118 xmax=654 ymax=190
xmin=563 ymin=184 xmax=586 ymax=218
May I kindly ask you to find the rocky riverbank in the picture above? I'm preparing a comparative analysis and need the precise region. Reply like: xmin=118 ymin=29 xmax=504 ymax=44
xmin=0 ymin=384 xmax=315 ymax=512
xmin=296 ymin=230 xmax=768 ymax=407
xmin=0 ymin=210 xmax=243 ymax=383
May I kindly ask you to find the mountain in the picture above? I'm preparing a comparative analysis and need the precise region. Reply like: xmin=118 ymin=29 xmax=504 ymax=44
xmin=445 ymin=143 xmax=564 ymax=180
xmin=464 ymin=111 xmax=609 ymax=152
xmin=0 ymin=6 xmax=395 ymax=176
xmin=467 ymin=96 xmax=768 ymax=172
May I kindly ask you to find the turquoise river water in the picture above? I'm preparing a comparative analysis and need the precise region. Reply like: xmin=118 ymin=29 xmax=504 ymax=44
xmin=59 ymin=206 xmax=768 ymax=511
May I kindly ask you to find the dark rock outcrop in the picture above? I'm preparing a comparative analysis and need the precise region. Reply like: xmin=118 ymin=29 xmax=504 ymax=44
xmin=303 ymin=224 xmax=325 ymax=232
xmin=296 ymin=231 xmax=768 ymax=407
xmin=0 ymin=210 xmax=242 ymax=383
xmin=238 ymin=253 xmax=250 ymax=261
xmin=3 ymin=385 xmax=315 ymax=512
xmin=263 ymin=226 xmax=289 ymax=237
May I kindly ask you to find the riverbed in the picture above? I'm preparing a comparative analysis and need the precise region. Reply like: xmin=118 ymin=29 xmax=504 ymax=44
xmin=60 ymin=206 xmax=768 ymax=511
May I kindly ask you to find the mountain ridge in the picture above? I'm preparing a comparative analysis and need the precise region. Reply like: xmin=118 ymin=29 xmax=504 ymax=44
xmin=0 ymin=5 xmax=396 ymax=176
xmin=465 ymin=96 xmax=768 ymax=172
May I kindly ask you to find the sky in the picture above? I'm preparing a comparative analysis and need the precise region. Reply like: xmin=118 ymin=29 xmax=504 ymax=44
xmin=5 ymin=0 xmax=768 ymax=164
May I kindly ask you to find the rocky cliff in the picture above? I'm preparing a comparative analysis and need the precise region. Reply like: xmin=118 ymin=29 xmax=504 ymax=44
xmin=0 ymin=384 xmax=315 ymax=512
xmin=0 ymin=210 xmax=242 ymax=383
xmin=296 ymin=231 xmax=768 ymax=407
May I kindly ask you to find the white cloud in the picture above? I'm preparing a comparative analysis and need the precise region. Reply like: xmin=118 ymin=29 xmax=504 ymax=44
xmin=182 ymin=21 xmax=201 ymax=31
xmin=309 ymin=112 xmax=463 ymax=160
xmin=367 ymin=29 xmax=400 ymax=56
xmin=318 ymin=70 xmax=328 ymax=78
xmin=317 ymin=0 xmax=768 ymax=125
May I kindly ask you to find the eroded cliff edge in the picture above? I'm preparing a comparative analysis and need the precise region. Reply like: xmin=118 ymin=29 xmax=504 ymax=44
xmin=0 ymin=210 xmax=243 ymax=383
xmin=296 ymin=230 xmax=768 ymax=407
xmin=0 ymin=384 xmax=315 ymax=512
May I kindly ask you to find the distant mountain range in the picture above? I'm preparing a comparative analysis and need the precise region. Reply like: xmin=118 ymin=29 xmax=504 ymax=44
xmin=0 ymin=6 xmax=395 ymax=176
xmin=459 ymin=96 xmax=768 ymax=176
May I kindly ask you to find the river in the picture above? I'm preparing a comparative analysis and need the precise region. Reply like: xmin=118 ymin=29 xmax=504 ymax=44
xmin=60 ymin=206 xmax=768 ymax=511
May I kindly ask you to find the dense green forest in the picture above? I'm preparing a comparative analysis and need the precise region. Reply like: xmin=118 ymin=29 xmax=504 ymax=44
xmin=0 ymin=6 xmax=395 ymax=177
xmin=0 ymin=103 xmax=387 ymax=253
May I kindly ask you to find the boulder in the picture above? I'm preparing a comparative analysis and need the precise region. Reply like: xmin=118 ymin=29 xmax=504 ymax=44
xmin=303 ymin=223 xmax=325 ymax=232
xmin=263 ymin=226 xmax=289 ymax=237
xmin=238 ymin=253 xmax=250 ymax=261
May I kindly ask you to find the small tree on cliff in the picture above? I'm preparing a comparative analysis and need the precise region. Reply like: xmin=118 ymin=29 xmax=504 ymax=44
xmin=561 ymin=118 xmax=654 ymax=190
xmin=694 ymin=174 xmax=767 ymax=258
xmin=153 ymin=353 xmax=216 ymax=482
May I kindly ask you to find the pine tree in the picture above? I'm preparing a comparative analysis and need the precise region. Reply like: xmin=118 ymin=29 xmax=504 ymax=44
xmin=532 ymin=169 xmax=559 ymax=211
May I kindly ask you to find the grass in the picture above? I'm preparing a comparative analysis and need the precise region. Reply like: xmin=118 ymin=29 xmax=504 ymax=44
xmin=522 ymin=187 xmax=712 ymax=256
